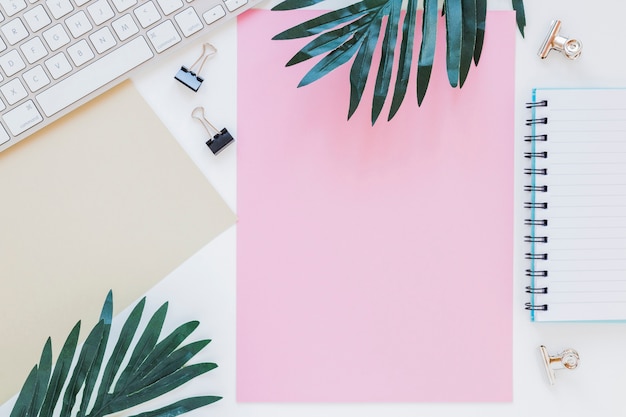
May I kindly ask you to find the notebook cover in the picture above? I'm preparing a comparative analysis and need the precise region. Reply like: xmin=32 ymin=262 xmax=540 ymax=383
xmin=236 ymin=10 xmax=514 ymax=402
xmin=0 ymin=81 xmax=236 ymax=402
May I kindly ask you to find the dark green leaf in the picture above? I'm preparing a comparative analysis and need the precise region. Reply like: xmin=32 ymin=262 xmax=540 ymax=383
xmin=348 ymin=12 xmax=383 ymax=118
xmin=273 ymin=0 xmax=385 ymax=40
xmin=286 ymin=15 xmax=374 ymax=66
xmin=115 ymin=302 xmax=169 ymax=391
xmin=416 ymin=0 xmax=438 ymax=105
xmin=299 ymin=35 xmax=361 ymax=87
xmin=130 ymin=321 xmax=200 ymax=383
xmin=79 ymin=293 xmax=113 ymax=417
xmin=9 ymin=292 xmax=218 ymax=417
xmin=60 ymin=320 xmax=106 ymax=417
xmin=474 ymin=0 xmax=486 ymax=64
xmin=444 ymin=0 xmax=462 ymax=87
xmin=511 ymin=0 xmax=525 ymax=37
xmin=105 ymin=363 xmax=218 ymax=414
xmin=39 ymin=322 xmax=81 ymax=417
xmin=93 ymin=297 xmax=146 ymax=412
xmin=9 ymin=366 xmax=38 ymax=417
xmin=100 ymin=290 xmax=113 ymax=325
xmin=127 ymin=339 xmax=212 ymax=392
xmin=371 ymin=0 xmax=401 ymax=123
xmin=30 ymin=338 xmax=53 ymax=417
xmin=388 ymin=0 xmax=418 ymax=119
xmin=128 ymin=396 xmax=222 ymax=417
xmin=459 ymin=0 xmax=477 ymax=87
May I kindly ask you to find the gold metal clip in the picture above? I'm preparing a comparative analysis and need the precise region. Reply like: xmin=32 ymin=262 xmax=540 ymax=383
xmin=539 ymin=345 xmax=580 ymax=385
xmin=538 ymin=20 xmax=582 ymax=60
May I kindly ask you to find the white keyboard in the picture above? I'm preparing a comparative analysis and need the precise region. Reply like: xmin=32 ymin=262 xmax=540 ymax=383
xmin=0 ymin=0 xmax=261 ymax=153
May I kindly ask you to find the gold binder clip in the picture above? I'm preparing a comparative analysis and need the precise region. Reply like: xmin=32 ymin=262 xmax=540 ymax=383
xmin=539 ymin=345 xmax=580 ymax=385
xmin=175 ymin=43 xmax=218 ymax=91
xmin=538 ymin=20 xmax=582 ymax=60
xmin=191 ymin=106 xmax=234 ymax=155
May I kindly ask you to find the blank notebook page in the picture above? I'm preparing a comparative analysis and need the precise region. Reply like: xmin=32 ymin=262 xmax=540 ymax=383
xmin=528 ymin=88 xmax=626 ymax=321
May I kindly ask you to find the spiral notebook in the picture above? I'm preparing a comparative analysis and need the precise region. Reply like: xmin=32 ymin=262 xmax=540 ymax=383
xmin=526 ymin=87 xmax=626 ymax=322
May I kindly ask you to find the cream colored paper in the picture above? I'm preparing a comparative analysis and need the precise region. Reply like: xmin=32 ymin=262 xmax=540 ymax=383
xmin=0 ymin=81 xmax=236 ymax=402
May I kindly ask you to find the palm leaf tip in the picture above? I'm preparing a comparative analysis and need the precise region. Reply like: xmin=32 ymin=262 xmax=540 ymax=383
xmin=511 ymin=0 xmax=526 ymax=37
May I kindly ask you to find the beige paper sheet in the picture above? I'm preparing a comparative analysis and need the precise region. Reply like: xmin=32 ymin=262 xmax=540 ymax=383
xmin=0 ymin=81 xmax=236 ymax=402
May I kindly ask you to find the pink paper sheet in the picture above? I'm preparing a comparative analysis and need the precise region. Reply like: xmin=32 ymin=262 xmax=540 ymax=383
xmin=237 ymin=9 xmax=514 ymax=402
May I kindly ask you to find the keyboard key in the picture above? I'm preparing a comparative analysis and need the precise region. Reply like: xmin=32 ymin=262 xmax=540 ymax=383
xmin=134 ymin=1 xmax=160 ymax=28
xmin=224 ymin=0 xmax=246 ymax=12
xmin=146 ymin=19 xmax=180 ymax=53
xmin=20 ymin=36 xmax=48 ymax=63
xmin=156 ymin=0 xmax=182 ymax=15
xmin=36 ymin=36 xmax=153 ymax=117
xmin=89 ymin=26 xmax=116 ymax=53
xmin=0 ymin=125 xmax=8 ymax=145
xmin=23 ymin=65 xmax=51 ymax=91
xmin=0 ymin=49 xmax=25 ymax=76
xmin=44 ymin=52 xmax=71 ymax=79
xmin=0 ymin=0 xmax=26 ymax=17
xmin=111 ymin=13 xmax=138 ymax=40
xmin=23 ymin=5 xmax=52 ymax=32
xmin=43 ymin=23 xmax=70 ymax=50
xmin=65 ymin=10 xmax=92 ymax=38
xmin=87 ymin=0 xmax=115 ymax=25
xmin=174 ymin=7 xmax=202 ymax=37
xmin=2 ymin=99 xmax=43 ymax=135
xmin=2 ymin=17 xmax=28 ymax=44
xmin=67 ymin=38 xmax=94 ymax=65
xmin=45 ymin=0 xmax=73 ymax=19
xmin=202 ymin=5 xmax=225 ymax=25
xmin=111 ymin=0 xmax=136 ymax=13
xmin=0 ymin=77 xmax=27 ymax=104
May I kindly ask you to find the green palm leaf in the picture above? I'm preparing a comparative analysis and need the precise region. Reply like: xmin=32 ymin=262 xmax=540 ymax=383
xmin=272 ymin=0 xmax=526 ymax=123
xmin=371 ymin=0 xmax=401 ymax=123
xmin=9 ymin=291 xmax=220 ymax=417
xmin=416 ymin=0 xmax=437 ymax=105
xmin=388 ymin=0 xmax=418 ymax=119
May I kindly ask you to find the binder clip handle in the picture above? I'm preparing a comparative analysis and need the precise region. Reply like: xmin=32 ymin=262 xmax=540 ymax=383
xmin=191 ymin=106 xmax=234 ymax=155
xmin=175 ymin=43 xmax=218 ymax=91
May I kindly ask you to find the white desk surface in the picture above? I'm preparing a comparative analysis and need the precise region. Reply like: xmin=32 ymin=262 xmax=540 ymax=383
xmin=6 ymin=0 xmax=625 ymax=416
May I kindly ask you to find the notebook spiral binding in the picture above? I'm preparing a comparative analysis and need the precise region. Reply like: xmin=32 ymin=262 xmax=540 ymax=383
xmin=525 ymin=99 xmax=549 ymax=312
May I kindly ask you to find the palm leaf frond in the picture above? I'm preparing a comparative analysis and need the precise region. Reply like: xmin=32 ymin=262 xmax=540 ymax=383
xmin=273 ymin=0 xmax=526 ymax=123
xmin=10 ymin=290 xmax=220 ymax=417
xmin=416 ymin=0 xmax=438 ymax=105
xmin=473 ymin=0 xmax=486 ymax=64
xmin=388 ymin=0 xmax=418 ymax=119
xmin=511 ymin=0 xmax=526 ymax=37
xmin=371 ymin=0 xmax=401 ymax=123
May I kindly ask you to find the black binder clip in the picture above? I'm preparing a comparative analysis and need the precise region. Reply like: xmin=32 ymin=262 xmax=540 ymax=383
xmin=191 ymin=106 xmax=234 ymax=155
xmin=174 ymin=43 xmax=217 ymax=91
xmin=539 ymin=345 xmax=580 ymax=385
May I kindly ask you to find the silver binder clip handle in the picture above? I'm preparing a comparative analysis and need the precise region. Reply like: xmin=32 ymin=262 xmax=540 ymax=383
xmin=539 ymin=345 xmax=580 ymax=385
xmin=538 ymin=20 xmax=582 ymax=60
